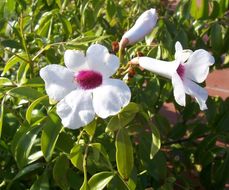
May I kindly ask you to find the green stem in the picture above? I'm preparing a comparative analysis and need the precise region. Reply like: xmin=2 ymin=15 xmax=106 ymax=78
xmin=118 ymin=48 xmax=124 ymax=65
xmin=19 ymin=14 xmax=34 ymax=76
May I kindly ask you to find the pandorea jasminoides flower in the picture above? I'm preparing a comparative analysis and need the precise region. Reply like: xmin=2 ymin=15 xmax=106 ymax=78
xmin=120 ymin=8 xmax=157 ymax=49
xmin=131 ymin=42 xmax=215 ymax=110
xmin=40 ymin=44 xmax=131 ymax=129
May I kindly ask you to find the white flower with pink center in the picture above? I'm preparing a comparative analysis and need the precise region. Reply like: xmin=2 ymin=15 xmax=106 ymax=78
xmin=131 ymin=41 xmax=215 ymax=110
xmin=119 ymin=8 xmax=158 ymax=49
xmin=40 ymin=44 xmax=131 ymax=129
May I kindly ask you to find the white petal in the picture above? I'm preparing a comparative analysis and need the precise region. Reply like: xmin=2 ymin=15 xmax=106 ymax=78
xmin=86 ymin=44 xmax=119 ymax=77
xmin=171 ymin=73 xmax=186 ymax=106
xmin=183 ymin=79 xmax=208 ymax=110
xmin=185 ymin=49 xmax=215 ymax=83
xmin=56 ymin=89 xmax=95 ymax=129
xmin=64 ymin=50 xmax=88 ymax=72
xmin=175 ymin=41 xmax=193 ymax=63
xmin=138 ymin=57 xmax=178 ymax=79
xmin=40 ymin=64 xmax=76 ymax=101
xmin=92 ymin=79 xmax=131 ymax=118
xmin=175 ymin=41 xmax=183 ymax=53
xmin=104 ymin=53 xmax=120 ymax=76
xmin=122 ymin=8 xmax=157 ymax=45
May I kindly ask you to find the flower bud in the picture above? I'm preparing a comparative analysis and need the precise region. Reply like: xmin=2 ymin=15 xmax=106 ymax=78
xmin=120 ymin=8 xmax=158 ymax=49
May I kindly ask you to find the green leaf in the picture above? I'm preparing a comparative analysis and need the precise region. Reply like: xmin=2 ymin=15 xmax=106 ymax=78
xmin=2 ymin=53 xmax=28 ymax=76
xmin=88 ymin=172 xmax=114 ymax=190
xmin=0 ymin=77 xmax=13 ymax=86
xmin=90 ymin=143 xmax=113 ymax=170
xmin=30 ymin=170 xmax=50 ymax=190
xmin=1 ymin=39 xmax=22 ymax=49
xmin=11 ymin=125 xmax=42 ymax=168
xmin=7 ymin=163 xmax=44 ymax=188
xmin=210 ymin=1 xmax=220 ymax=19
xmin=67 ymin=35 xmax=110 ymax=46
xmin=107 ymin=103 xmax=139 ymax=132
xmin=190 ymin=0 xmax=208 ymax=19
xmin=115 ymin=128 xmax=134 ymax=180
xmin=59 ymin=15 xmax=72 ymax=35
xmin=46 ymin=0 xmax=54 ymax=6
xmin=70 ymin=144 xmax=84 ymax=171
xmin=211 ymin=23 xmax=223 ymax=52
xmin=53 ymin=154 xmax=69 ymax=190
xmin=0 ymin=97 xmax=5 ymax=137
xmin=84 ymin=120 xmax=96 ymax=136
xmin=17 ymin=61 xmax=30 ymax=85
xmin=26 ymin=95 xmax=48 ymax=124
xmin=8 ymin=87 xmax=44 ymax=101
xmin=4 ymin=0 xmax=16 ymax=18
xmin=11 ymin=163 xmax=44 ymax=181
xmin=150 ymin=125 xmax=161 ymax=159
xmin=41 ymin=112 xmax=62 ymax=161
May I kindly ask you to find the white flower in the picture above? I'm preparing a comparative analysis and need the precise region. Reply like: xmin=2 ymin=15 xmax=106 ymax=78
xmin=131 ymin=42 xmax=215 ymax=110
xmin=40 ymin=44 xmax=131 ymax=129
xmin=119 ymin=8 xmax=158 ymax=49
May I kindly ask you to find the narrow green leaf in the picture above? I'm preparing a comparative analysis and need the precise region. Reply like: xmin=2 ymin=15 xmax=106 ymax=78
xmin=12 ymin=125 xmax=42 ymax=168
xmin=0 ymin=77 xmax=13 ymax=86
xmin=41 ymin=112 xmax=62 ymax=161
xmin=107 ymin=102 xmax=139 ymax=132
xmin=88 ymin=172 xmax=114 ymax=190
xmin=26 ymin=95 xmax=48 ymax=124
xmin=67 ymin=35 xmax=110 ymax=46
xmin=17 ymin=61 xmax=30 ymax=85
xmin=59 ymin=15 xmax=72 ymax=35
xmin=7 ymin=163 xmax=44 ymax=188
xmin=30 ymin=170 xmax=50 ymax=190
xmin=53 ymin=154 xmax=69 ymax=190
xmin=12 ymin=163 xmax=44 ymax=182
xmin=2 ymin=53 xmax=28 ymax=76
xmin=115 ymin=128 xmax=134 ymax=180
xmin=211 ymin=23 xmax=223 ymax=52
xmin=150 ymin=125 xmax=161 ymax=159
xmin=0 ymin=97 xmax=5 ymax=137
xmin=8 ymin=87 xmax=44 ymax=101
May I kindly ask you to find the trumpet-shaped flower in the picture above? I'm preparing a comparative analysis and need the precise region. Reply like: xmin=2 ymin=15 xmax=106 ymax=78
xmin=40 ymin=44 xmax=131 ymax=129
xmin=120 ymin=8 xmax=157 ymax=49
xmin=131 ymin=42 xmax=215 ymax=110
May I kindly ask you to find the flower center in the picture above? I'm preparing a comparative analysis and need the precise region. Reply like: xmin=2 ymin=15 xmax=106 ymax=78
xmin=177 ymin=64 xmax=185 ymax=80
xmin=74 ymin=70 xmax=102 ymax=90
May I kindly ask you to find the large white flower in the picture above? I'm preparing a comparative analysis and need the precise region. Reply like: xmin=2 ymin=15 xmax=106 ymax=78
xmin=40 ymin=44 xmax=131 ymax=129
xmin=131 ymin=42 xmax=215 ymax=110
xmin=119 ymin=8 xmax=158 ymax=49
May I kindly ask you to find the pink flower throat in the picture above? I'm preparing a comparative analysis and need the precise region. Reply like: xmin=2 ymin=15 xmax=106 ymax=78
xmin=177 ymin=64 xmax=185 ymax=80
xmin=74 ymin=70 xmax=102 ymax=90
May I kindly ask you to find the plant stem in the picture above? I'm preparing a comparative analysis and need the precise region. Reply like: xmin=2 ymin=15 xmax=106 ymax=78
xmin=19 ymin=14 xmax=34 ymax=76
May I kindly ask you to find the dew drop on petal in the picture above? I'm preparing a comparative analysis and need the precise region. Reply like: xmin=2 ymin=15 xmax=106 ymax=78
xmin=74 ymin=70 xmax=103 ymax=90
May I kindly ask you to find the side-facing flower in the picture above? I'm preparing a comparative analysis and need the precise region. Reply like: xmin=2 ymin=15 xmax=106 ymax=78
xmin=131 ymin=42 xmax=215 ymax=110
xmin=119 ymin=8 xmax=157 ymax=49
xmin=40 ymin=44 xmax=131 ymax=129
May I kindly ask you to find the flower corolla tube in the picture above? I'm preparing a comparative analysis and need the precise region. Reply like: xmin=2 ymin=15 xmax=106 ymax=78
xmin=131 ymin=42 xmax=215 ymax=110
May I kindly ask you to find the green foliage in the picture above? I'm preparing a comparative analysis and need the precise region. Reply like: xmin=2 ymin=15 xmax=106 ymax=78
xmin=0 ymin=0 xmax=228 ymax=190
